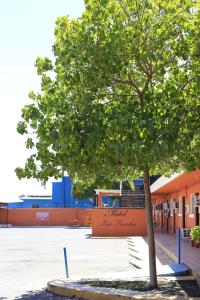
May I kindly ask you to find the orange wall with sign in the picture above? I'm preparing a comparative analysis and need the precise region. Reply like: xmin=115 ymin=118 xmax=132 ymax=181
xmin=0 ymin=207 xmax=147 ymax=237
xmin=0 ymin=208 xmax=92 ymax=227
xmin=92 ymin=208 xmax=147 ymax=236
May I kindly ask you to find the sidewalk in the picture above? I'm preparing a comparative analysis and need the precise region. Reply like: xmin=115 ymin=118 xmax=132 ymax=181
xmin=47 ymin=233 xmax=200 ymax=299
xmin=155 ymin=232 xmax=200 ymax=278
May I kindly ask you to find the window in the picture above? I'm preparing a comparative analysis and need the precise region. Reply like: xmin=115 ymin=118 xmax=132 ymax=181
xmin=163 ymin=202 xmax=168 ymax=210
xmin=185 ymin=204 xmax=189 ymax=213
xmin=178 ymin=196 xmax=182 ymax=214
xmin=190 ymin=194 xmax=196 ymax=214
xmin=170 ymin=199 xmax=176 ymax=209
xmin=32 ymin=204 xmax=39 ymax=208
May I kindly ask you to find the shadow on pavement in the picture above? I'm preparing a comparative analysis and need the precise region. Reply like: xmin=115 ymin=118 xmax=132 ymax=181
xmin=13 ymin=288 xmax=72 ymax=299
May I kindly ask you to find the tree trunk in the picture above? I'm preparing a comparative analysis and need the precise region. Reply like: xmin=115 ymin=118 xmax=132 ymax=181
xmin=143 ymin=165 xmax=157 ymax=288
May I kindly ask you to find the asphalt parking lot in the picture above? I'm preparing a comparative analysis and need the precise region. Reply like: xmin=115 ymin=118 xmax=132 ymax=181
xmin=0 ymin=227 xmax=132 ymax=299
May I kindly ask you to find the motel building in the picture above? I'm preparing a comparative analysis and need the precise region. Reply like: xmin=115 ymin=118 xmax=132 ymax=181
xmin=1 ymin=170 xmax=200 ymax=238
xmin=151 ymin=169 xmax=200 ymax=236
xmin=93 ymin=170 xmax=200 ymax=237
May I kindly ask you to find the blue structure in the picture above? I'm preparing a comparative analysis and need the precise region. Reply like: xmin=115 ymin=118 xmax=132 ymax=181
xmin=8 ymin=176 xmax=94 ymax=209
xmin=133 ymin=175 xmax=161 ymax=190
xmin=8 ymin=175 xmax=161 ymax=209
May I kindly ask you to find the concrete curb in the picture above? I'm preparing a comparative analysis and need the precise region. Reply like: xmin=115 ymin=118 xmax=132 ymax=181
xmin=47 ymin=278 xmax=195 ymax=300
xmin=47 ymin=279 xmax=146 ymax=300
xmin=191 ymin=271 xmax=200 ymax=289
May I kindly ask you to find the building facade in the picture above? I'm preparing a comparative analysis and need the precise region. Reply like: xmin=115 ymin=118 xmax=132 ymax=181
xmin=151 ymin=169 xmax=200 ymax=234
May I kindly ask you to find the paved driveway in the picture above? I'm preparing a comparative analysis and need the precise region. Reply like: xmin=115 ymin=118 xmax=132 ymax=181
xmin=0 ymin=227 xmax=132 ymax=299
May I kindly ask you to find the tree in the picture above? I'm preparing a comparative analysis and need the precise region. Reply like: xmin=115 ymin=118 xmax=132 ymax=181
xmin=16 ymin=0 xmax=199 ymax=288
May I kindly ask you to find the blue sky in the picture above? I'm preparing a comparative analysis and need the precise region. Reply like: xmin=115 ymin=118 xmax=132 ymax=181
xmin=0 ymin=0 xmax=84 ymax=201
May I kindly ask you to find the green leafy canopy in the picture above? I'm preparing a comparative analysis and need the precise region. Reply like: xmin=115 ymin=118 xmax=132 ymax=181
xmin=16 ymin=0 xmax=200 ymax=187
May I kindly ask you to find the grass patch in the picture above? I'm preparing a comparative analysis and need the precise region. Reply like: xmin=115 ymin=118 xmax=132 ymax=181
xmin=81 ymin=279 xmax=200 ymax=297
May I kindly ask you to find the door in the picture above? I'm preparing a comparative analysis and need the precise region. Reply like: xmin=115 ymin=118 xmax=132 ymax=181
xmin=161 ymin=211 xmax=163 ymax=229
xmin=195 ymin=193 xmax=199 ymax=226
xmin=166 ymin=213 xmax=169 ymax=233
xmin=173 ymin=209 xmax=176 ymax=233
xmin=182 ymin=197 xmax=186 ymax=228
xmin=195 ymin=207 xmax=199 ymax=226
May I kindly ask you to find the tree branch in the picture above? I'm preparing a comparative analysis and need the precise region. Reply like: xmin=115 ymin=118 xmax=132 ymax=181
xmin=117 ymin=0 xmax=135 ymax=27
xmin=180 ymin=76 xmax=196 ymax=91
xmin=111 ymin=76 xmax=142 ymax=95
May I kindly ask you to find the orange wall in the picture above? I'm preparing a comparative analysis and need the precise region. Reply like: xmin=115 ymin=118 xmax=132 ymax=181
xmin=0 ymin=208 xmax=8 ymax=224
xmin=0 ymin=208 xmax=92 ymax=227
xmin=0 ymin=207 xmax=147 ymax=237
xmin=92 ymin=208 xmax=147 ymax=237
xmin=78 ymin=209 xmax=93 ymax=226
